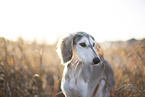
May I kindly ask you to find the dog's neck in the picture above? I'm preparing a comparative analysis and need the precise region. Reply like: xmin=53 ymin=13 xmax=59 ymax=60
xmin=71 ymin=54 xmax=90 ymax=71
xmin=70 ymin=56 xmax=92 ymax=83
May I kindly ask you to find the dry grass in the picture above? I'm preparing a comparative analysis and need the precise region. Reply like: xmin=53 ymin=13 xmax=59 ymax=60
xmin=101 ymin=40 xmax=145 ymax=97
xmin=0 ymin=37 xmax=144 ymax=97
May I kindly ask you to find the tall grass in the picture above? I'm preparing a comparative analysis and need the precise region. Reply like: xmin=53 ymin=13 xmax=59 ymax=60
xmin=102 ymin=40 xmax=145 ymax=97
xmin=0 ymin=37 xmax=144 ymax=97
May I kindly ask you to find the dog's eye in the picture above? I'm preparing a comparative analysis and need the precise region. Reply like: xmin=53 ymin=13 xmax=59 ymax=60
xmin=93 ymin=43 xmax=95 ymax=47
xmin=79 ymin=43 xmax=87 ymax=47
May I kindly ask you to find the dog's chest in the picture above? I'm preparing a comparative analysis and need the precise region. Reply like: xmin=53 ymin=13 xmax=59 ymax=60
xmin=69 ymin=75 xmax=88 ymax=91
xmin=68 ymin=65 xmax=89 ymax=97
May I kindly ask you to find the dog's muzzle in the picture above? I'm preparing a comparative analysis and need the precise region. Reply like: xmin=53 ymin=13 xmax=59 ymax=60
xmin=93 ymin=57 xmax=100 ymax=64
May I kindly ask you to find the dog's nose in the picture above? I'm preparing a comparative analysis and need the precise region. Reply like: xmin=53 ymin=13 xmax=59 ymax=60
xmin=93 ymin=57 xmax=100 ymax=64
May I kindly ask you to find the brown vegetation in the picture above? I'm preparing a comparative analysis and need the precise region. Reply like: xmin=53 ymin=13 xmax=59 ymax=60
xmin=0 ymin=37 xmax=144 ymax=97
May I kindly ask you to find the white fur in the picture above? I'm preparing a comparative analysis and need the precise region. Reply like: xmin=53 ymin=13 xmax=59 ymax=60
xmin=75 ymin=36 xmax=100 ymax=64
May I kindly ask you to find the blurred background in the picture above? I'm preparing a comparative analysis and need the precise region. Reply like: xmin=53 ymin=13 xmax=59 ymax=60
xmin=0 ymin=0 xmax=145 ymax=97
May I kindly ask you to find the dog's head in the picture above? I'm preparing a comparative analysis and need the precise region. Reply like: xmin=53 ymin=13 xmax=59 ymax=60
xmin=57 ymin=32 xmax=100 ymax=65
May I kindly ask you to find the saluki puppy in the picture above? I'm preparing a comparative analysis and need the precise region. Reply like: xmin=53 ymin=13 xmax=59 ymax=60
xmin=57 ymin=32 xmax=115 ymax=97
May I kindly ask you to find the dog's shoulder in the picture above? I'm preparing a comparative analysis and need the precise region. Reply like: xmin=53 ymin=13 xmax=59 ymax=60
xmin=102 ymin=59 xmax=115 ymax=87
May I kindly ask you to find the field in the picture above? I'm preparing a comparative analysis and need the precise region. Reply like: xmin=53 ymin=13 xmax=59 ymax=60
xmin=0 ymin=37 xmax=144 ymax=97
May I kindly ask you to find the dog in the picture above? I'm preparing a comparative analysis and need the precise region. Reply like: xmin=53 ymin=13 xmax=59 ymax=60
xmin=57 ymin=32 xmax=115 ymax=97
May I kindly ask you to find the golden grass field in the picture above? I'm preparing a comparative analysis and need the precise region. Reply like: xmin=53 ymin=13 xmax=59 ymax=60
xmin=0 ymin=37 xmax=144 ymax=97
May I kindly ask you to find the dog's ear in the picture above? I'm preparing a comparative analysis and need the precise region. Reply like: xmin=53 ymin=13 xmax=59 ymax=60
xmin=60 ymin=34 xmax=74 ymax=63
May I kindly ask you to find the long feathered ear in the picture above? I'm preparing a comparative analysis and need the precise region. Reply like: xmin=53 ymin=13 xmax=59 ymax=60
xmin=57 ymin=34 xmax=74 ymax=64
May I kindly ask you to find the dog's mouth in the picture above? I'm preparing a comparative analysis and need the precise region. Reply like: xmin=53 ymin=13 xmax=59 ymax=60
xmin=90 ymin=62 xmax=100 ymax=66
xmin=80 ymin=57 xmax=101 ymax=65
xmin=85 ymin=61 xmax=100 ymax=66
